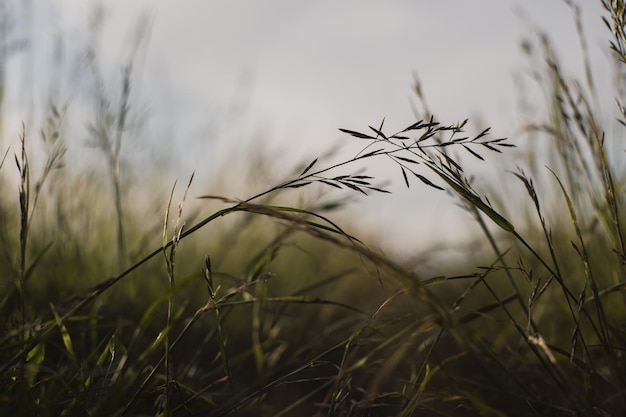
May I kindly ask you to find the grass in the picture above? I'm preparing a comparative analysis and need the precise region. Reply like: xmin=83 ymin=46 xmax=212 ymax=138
xmin=3 ymin=1 xmax=626 ymax=416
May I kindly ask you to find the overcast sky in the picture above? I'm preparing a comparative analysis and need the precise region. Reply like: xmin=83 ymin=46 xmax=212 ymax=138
xmin=3 ymin=0 xmax=613 ymax=258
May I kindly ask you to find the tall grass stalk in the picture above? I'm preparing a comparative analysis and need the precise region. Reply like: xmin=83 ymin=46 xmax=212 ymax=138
xmin=161 ymin=173 xmax=194 ymax=417
xmin=15 ymin=125 xmax=29 ymax=372
xmin=84 ymin=9 xmax=149 ymax=269
xmin=8 ymin=117 xmax=66 ymax=406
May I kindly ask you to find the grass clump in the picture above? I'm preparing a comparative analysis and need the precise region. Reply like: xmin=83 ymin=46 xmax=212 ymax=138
xmin=4 ymin=1 xmax=626 ymax=416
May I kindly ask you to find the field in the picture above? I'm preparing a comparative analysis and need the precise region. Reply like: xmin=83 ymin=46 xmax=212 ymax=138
xmin=2 ymin=1 xmax=626 ymax=416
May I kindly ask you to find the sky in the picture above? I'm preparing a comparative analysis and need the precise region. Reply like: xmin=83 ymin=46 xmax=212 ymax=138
xmin=2 ymin=0 xmax=614 ymax=259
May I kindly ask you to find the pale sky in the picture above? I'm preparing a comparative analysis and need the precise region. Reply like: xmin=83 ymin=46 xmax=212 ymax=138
xmin=3 ymin=0 xmax=613 ymax=258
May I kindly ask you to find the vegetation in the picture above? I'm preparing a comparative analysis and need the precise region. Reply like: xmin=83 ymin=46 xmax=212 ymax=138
xmin=2 ymin=1 xmax=626 ymax=416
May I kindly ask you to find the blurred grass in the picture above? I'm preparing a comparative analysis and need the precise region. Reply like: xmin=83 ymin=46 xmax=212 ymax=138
xmin=4 ymin=1 xmax=626 ymax=416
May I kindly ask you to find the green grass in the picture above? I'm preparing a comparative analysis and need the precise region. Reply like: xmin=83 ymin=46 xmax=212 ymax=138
xmin=3 ymin=1 xmax=626 ymax=416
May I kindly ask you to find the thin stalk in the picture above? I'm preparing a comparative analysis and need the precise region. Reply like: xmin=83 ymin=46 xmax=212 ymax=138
xmin=162 ymin=181 xmax=175 ymax=417
xmin=469 ymin=204 xmax=538 ymax=333
xmin=161 ymin=173 xmax=193 ymax=416
xmin=111 ymin=65 xmax=131 ymax=268
xmin=16 ymin=124 xmax=29 ymax=373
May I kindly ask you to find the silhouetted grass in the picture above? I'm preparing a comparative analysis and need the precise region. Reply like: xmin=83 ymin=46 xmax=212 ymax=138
xmin=3 ymin=1 xmax=626 ymax=416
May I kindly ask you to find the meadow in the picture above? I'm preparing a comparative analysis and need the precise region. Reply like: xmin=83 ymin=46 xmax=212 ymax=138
xmin=2 ymin=1 xmax=626 ymax=416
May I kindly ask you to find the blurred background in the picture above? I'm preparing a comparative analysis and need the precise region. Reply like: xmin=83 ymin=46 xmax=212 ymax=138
xmin=7 ymin=3 xmax=626 ymax=415
xmin=0 ymin=0 xmax=611 ymax=258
